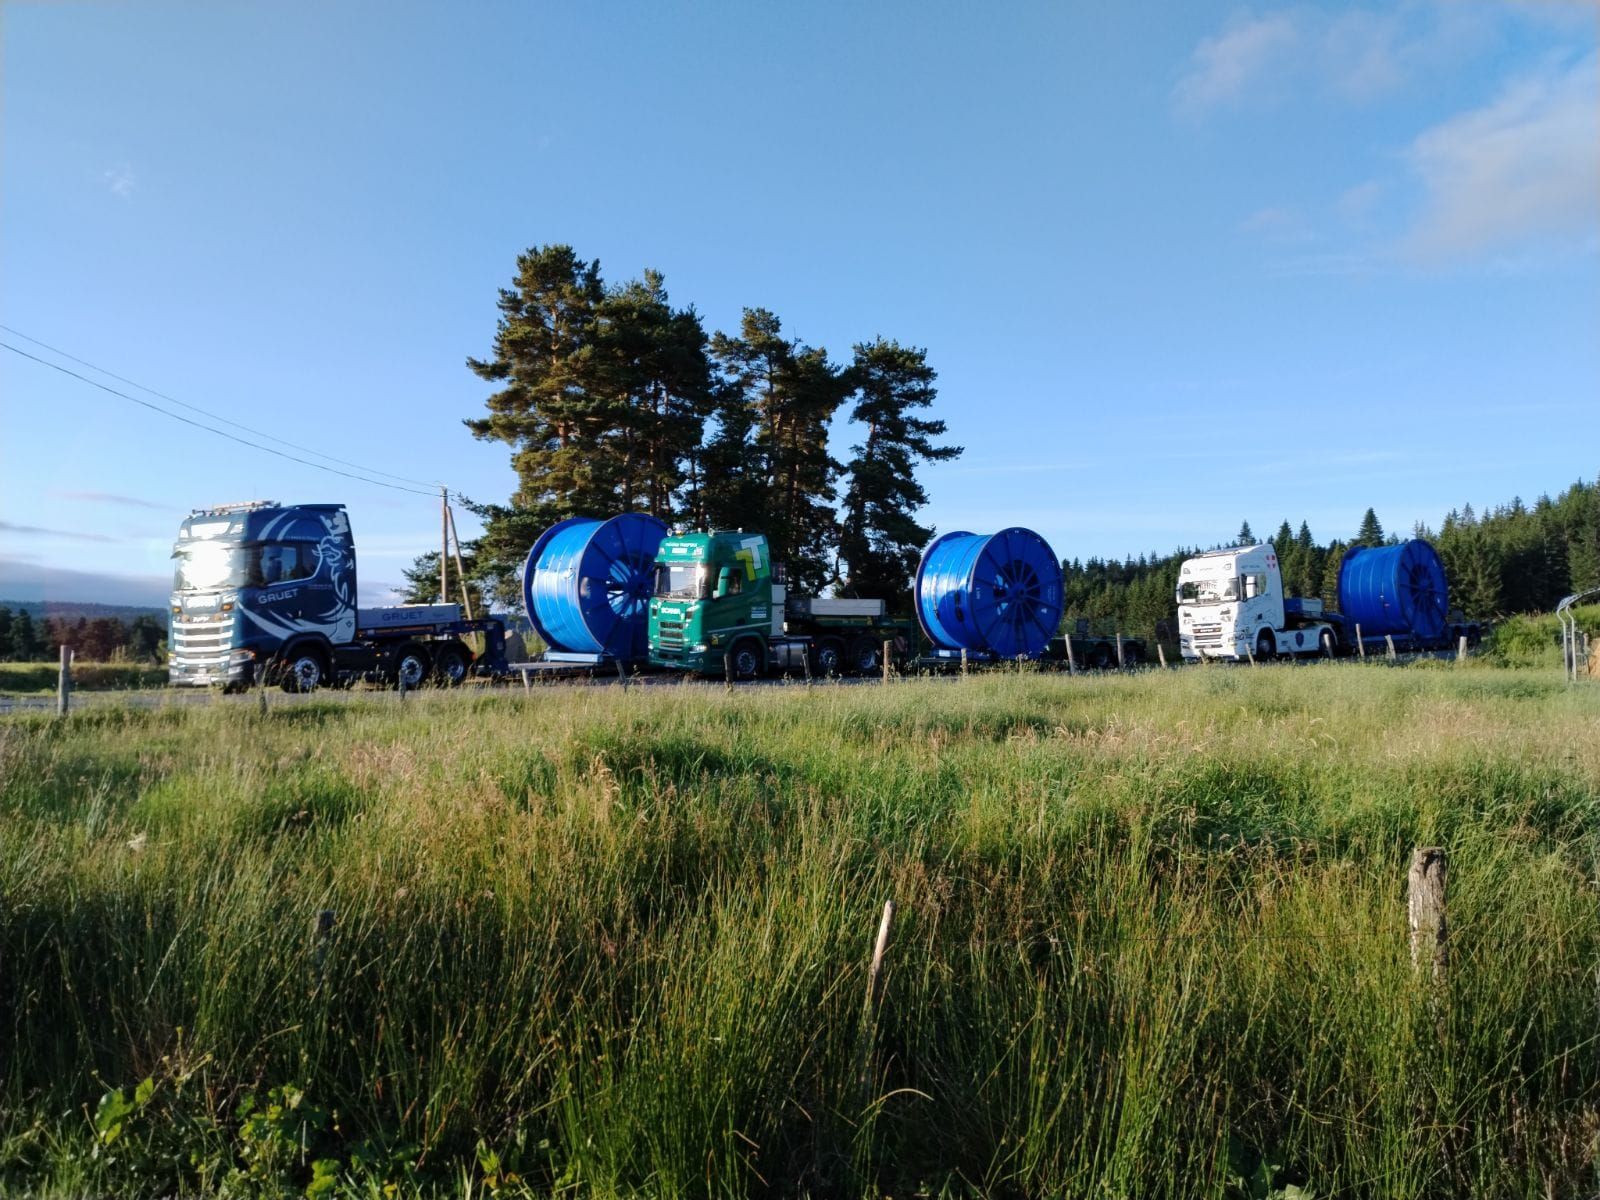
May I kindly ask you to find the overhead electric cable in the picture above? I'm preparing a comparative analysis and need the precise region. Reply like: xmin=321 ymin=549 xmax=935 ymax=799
xmin=1 ymin=340 xmax=440 ymax=497
xmin=0 ymin=323 xmax=443 ymax=490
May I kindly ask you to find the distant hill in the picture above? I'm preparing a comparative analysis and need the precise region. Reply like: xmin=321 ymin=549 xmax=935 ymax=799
xmin=0 ymin=599 xmax=165 ymax=623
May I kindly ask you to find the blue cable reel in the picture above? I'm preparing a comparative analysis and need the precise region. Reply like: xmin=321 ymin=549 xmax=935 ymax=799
xmin=522 ymin=513 xmax=668 ymax=659
xmin=915 ymin=527 xmax=1065 ymax=660
xmin=1338 ymin=539 xmax=1449 ymax=642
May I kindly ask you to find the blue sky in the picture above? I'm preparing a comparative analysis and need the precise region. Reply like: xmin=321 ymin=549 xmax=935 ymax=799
xmin=3 ymin=1 xmax=1596 ymax=607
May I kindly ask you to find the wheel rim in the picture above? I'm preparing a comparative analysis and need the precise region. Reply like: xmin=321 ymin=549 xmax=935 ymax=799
xmin=736 ymin=647 xmax=759 ymax=677
xmin=818 ymin=645 xmax=840 ymax=674
xmin=1257 ymin=632 xmax=1272 ymax=659
xmin=398 ymin=655 xmax=426 ymax=687
xmin=292 ymin=657 xmax=320 ymax=690
xmin=439 ymin=653 xmax=466 ymax=683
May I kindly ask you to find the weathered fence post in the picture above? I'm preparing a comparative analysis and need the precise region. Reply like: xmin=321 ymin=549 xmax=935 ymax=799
xmin=1157 ymin=642 xmax=1167 ymax=670
xmin=1456 ymin=635 xmax=1468 ymax=663
xmin=398 ymin=673 xmax=408 ymax=702
xmin=312 ymin=908 xmax=336 ymax=987
xmin=1246 ymin=647 xmax=1256 ymax=668
xmin=1355 ymin=623 xmax=1365 ymax=659
xmin=1385 ymin=634 xmax=1396 ymax=661
xmin=57 ymin=645 xmax=73 ymax=717
xmin=802 ymin=647 xmax=813 ymax=685
xmin=1065 ymin=637 xmax=1077 ymax=676
xmin=520 ymin=667 xmax=531 ymax=695
xmin=1115 ymin=633 xmax=1126 ymax=670
xmin=882 ymin=640 xmax=891 ymax=685
xmin=960 ymin=647 xmax=968 ymax=678
xmin=258 ymin=686 xmax=268 ymax=717
xmin=1408 ymin=848 xmax=1448 ymax=983
xmin=1323 ymin=630 xmax=1335 ymax=659
xmin=856 ymin=899 xmax=895 ymax=1093
xmin=616 ymin=658 xmax=628 ymax=689
xmin=724 ymin=648 xmax=734 ymax=691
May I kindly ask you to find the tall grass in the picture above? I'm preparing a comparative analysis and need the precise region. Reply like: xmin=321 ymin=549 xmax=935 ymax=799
xmin=1 ymin=665 xmax=1596 ymax=1197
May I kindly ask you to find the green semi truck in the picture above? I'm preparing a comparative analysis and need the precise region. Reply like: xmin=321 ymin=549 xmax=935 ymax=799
xmin=647 ymin=529 xmax=913 ymax=678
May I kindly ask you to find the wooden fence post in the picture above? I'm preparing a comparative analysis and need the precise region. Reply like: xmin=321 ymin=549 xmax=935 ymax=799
xmin=616 ymin=658 xmax=628 ymax=689
xmin=57 ymin=645 xmax=73 ymax=717
xmin=1157 ymin=643 xmax=1167 ymax=669
xmin=1456 ymin=635 xmax=1468 ymax=663
xmin=1385 ymin=634 xmax=1396 ymax=661
xmin=1115 ymin=633 xmax=1126 ymax=670
xmin=312 ymin=908 xmax=336 ymax=987
xmin=398 ymin=673 xmax=408 ymax=702
xmin=258 ymin=686 xmax=268 ymax=717
xmin=856 ymin=899 xmax=895 ymax=1093
xmin=521 ymin=667 xmax=531 ymax=694
xmin=882 ymin=640 xmax=891 ymax=685
xmin=1408 ymin=848 xmax=1448 ymax=983
xmin=1065 ymin=638 xmax=1077 ymax=676
xmin=1355 ymin=623 xmax=1365 ymax=659
xmin=961 ymin=647 xmax=968 ymax=678
xmin=1246 ymin=647 xmax=1256 ymax=668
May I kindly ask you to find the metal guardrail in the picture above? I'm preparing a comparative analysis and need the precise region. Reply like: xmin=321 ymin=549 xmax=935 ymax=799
xmin=1555 ymin=588 xmax=1599 ymax=683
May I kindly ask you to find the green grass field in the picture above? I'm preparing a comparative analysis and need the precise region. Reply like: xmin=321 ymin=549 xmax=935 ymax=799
xmin=2 ymin=664 xmax=1597 ymax=1197
xmin=0 ymin=662 xmax=166 ymax=695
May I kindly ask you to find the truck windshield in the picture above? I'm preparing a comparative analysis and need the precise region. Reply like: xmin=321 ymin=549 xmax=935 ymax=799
xmin=654 ymin=564 xmax=707 ymax=599
xmin=1178 ymin=577 xmax=1238 ymax=604
xmin=173 ymin=541 xmax=248 ymax=591
xmin=173 ymin=540 xmax=321 ymax=591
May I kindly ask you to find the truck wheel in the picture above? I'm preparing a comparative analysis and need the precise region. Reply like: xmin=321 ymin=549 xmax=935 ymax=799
xmin=1090 ymin=643 xmax=1114 ymax=670
xmin=812 ymin=637 xmax=845 ymax=677
xmin=433 ymin=644 xmax=470 ymax=686
xmin=393 ymin=644 xmax=431 ymax=690
xmin=280 ymin=649 xmax=326 ymax=693
xmin=729 ymin=639 xmax=762 ymax=681
xmin=1121 ymin=642 xmax=1142 ymax=668
xmin=849 ymin=637 xmax=881 ymax=675
xmin=1255 ymin=629 xmax=1275 ymax=662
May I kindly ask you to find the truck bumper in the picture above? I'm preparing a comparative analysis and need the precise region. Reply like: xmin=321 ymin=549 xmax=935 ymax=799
xmin=168 ymin=652 xmax=255 ymax=688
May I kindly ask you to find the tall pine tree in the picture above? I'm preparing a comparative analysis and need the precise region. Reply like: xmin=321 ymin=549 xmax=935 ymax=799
xmin=837 ymin=338 xmax=961 ymax=600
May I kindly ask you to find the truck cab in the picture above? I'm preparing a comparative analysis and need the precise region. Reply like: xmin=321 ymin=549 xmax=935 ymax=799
xmin=649 ymin=530 xmax=783 ymax=676
xmin=648 ymin=529 xmax=910 ymax=678
xmin=1177 ymin=544 xmax=1336 ymax=661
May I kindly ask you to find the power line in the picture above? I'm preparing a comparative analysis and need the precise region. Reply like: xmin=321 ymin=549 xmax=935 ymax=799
xmin=1 ymin=340 xmax=440 ymax=497
xmin=0 ymin=324 xmax=443 ymax=491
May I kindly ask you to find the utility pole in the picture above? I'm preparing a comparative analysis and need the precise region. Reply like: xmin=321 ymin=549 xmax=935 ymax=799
xmin=440 ymin=487 xmax=449 ymax=604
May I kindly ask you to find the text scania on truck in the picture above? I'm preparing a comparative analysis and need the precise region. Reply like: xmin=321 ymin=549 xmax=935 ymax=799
xmin=168 ymin=500 xmax=507 ymax=691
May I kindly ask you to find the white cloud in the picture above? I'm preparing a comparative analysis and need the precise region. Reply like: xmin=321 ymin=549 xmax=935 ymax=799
xmin=1338 ymin=180 xmax=1385 ymax=222
xmin=1239 ymin=206 xmax=1313 ymax=242
xmin=102 ymin=165 xmax=136 ymax=198
xmin=1403 ymin=53 xmax=1599 ymax=259
xmin=1174 ymin=13 xmax=1300 ymax=111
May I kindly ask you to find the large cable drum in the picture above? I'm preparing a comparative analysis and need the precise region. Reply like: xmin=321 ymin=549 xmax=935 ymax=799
xmin=522 ymin=514 xmax=667 ymax=658
xmin=915 ymin=528 xmax=1065 ymax=659
xmin=1338 ymin=539 xmax=1449 ymax=641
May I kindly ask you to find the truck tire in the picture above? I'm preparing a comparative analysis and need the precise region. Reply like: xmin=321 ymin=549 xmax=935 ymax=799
xmin=812 ymin=636 xmax=845 ymax=677
xmin=1090 ymin=643 xmax=1114 ymax=670
xmin=1121 ymin=642 xmax=1142 ymax=668
xmin=729 ymin=639 xmax=763 ymax=681
xmin=1255 ymin=629 xmax=1275 ymax=662
xmin=280 ymin=648 xmax=327 ymax=693
xmin=393 ymin=644 xmax=431 ymax=690
xmin=433 ymin=644 xmax=470 ymax=686
xmin=849 ymin=636 xmax=881 ymax=676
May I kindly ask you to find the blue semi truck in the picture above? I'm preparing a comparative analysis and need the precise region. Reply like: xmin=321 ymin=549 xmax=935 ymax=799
xmin=168 ymin=500 xmax=507 ymax=691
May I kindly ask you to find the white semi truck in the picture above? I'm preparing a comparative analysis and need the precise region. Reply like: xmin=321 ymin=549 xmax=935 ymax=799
xmin=1176 ymin=544 xmax=1339 ymax=662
